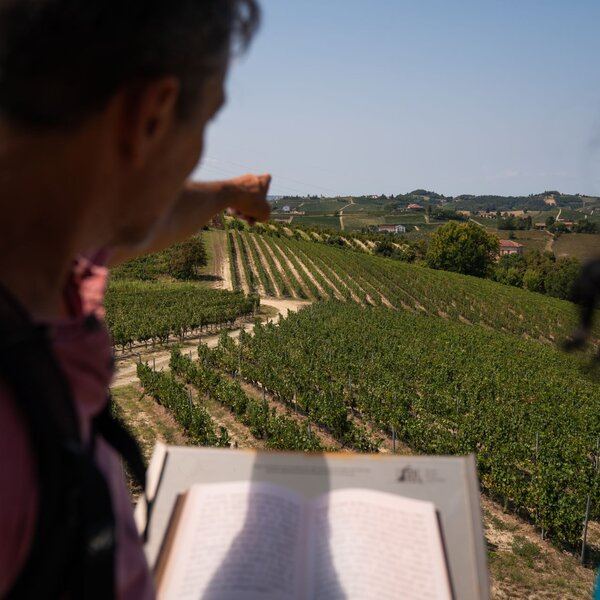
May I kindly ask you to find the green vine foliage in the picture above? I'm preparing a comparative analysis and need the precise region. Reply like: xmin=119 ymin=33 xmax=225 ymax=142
xmin=170 ymin=348 xmax=323 ymax=452
xmin=105 ymin=282 xmax=258 ymax=349
xmin=216 ymin=301 xmax=599 ymax=545
xmin=136 ymin=362 xmax=229 ymax=447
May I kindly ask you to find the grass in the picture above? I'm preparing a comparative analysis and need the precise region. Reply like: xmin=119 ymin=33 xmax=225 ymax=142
xmin=511 ymin=536 xmax=541 ymax=568
xmin=554 ymin=233 xmax=600 ymax=261
xmin=301 ymin=199 xmax=348 ymax=213
xmin=505 ymin=230 xmax=550 ymax=254
xmin=111 ymin=383 xmax=186 ymax=460
xmin=290 ymin=215 xmax=342 ymax=229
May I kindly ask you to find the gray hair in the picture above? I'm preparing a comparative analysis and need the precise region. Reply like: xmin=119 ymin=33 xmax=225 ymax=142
xmin=0 ymin=0 xmax=260 ymax=129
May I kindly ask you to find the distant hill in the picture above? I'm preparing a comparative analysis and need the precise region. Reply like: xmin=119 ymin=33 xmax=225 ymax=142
xmin=272 ymin=191 xmax=600 ymax=212
xmin=452 ymin=192 xmax=600 ymax=212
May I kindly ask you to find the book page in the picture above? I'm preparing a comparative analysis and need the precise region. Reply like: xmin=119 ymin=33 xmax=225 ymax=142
xmin=306 ymin=488 xmax=453 ymax=600
xmin=158 ymin=481 xmax=307 ymax=600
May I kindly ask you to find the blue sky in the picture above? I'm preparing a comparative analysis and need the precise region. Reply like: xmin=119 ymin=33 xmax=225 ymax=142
xmin=193 ymin=0 xmax=600 ymax=197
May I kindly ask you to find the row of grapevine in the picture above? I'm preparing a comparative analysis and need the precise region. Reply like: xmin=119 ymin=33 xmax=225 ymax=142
xmin=207 ymin=332 xmax=381 ymax=453
xmin=260 ymin=235 xmax=310 ymax=299
xmin=169 ymin=348 xmax=322 ymax=451
xmin=241 ymin=232 xmax=275 ymax=296
xmin=227 ymin=231 xmax=242 ymax=291
xmin=137 ymin=362 xmax=229 ymax=447
xmin=213 ymin=302 xmax=600 ymax=545
xmin=105 ymin=281 xmax=258 ymax=350
xmin=252 ymin=235 xmax=292 ymax=298
xmin=233 ymin=230 xmax=257 ymax=293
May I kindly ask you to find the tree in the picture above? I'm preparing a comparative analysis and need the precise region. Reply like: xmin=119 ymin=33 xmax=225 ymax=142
xmin=544 ymin=258 xmax=581 ymax=300
xmin=425 ymin=222 xmax=500 ymax=278
xmin=573 ymin=219 xmax=599 ymax=234
xmin=545 ymin=216 xmax=556 ymax=228
xmin=168 ymin=235 xmax=208 ymax=280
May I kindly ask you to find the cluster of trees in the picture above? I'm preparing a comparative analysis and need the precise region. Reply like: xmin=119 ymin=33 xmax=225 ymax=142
xmin=545 ymin=217 xmax=599 ymax=235
xmin=427 ymin=207 xmax=467 ymax=222
xmin=493 ymin=252 xmax=582 ymax=300
xmin=423 ymin=222 xmax=583 ymax=301
xmin=111 ymin=234 xmax=208 ymax=281
xmin=498 ymin=215 xmax=533 ymax=230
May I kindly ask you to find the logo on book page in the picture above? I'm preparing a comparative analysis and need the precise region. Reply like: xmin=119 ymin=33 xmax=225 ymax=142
xmin=396 ymin=466 xmax=446 ymax=484
xmin=397 ymin=466 xmax=423 ymax=484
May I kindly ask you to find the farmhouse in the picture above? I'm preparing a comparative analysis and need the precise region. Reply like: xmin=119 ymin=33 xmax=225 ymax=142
xmin=535 ymin=222 xmax=546 ymax=230
xmin=378 ymin=224 xmax=407 ymax=234
xmin=407 ymin=203 xmax=424 ymax=211
xmin=282 ymin=205 xmax=291 ymax=214
xmin=499 ymin=239 xmax=525 ymax=256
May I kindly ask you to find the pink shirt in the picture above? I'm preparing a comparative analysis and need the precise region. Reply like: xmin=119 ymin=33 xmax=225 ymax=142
xmin=0 ymin=254 xmax=155 ymax=598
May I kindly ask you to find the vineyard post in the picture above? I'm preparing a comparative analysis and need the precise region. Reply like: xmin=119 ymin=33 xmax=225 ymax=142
xmin=582 ymin=493 xmax=591 ymax=564
xmin=535 ymin=432 xmax=544 ymax=539
xmin=153 ymin=357 xmax=156 ymax=372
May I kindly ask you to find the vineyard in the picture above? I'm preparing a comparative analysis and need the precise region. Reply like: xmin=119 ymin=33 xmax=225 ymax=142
xmin=225 ymin=227 xmax=599 ymax=351
xmin=105 ymin=281 xmax=258 ymax=350
xmin=110 ymin=221 xmax=600 ymax=592
xmin=207 ymin=301 xmax=600 ymax=546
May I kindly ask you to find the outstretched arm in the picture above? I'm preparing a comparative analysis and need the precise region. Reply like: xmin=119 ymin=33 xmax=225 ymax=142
xmin=108 ymin=174 xmax=271 ymax=267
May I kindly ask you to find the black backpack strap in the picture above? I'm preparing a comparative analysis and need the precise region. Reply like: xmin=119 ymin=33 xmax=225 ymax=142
xmin=93 ymin=397 xmax=154 ymax=542
xmin=93 ymin=398 xmax=147 ymax=492
xmin=0 ymin=285 xmax=116 ymax=599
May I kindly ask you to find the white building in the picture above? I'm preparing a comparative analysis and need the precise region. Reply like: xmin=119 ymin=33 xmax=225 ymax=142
xmin=377 ymin=224 xmax=407 ymax=234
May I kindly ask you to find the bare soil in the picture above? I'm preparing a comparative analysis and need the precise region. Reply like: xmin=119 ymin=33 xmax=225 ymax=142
xmin=240 ymin=234 xmax=268 ymax=296
xmin=249 ymin=234 xmax=282 ymax=297
xmin=269 ymin=240 xmax=315 ymax=300
xmin=231 ymin=233 xmax=250 ymax=294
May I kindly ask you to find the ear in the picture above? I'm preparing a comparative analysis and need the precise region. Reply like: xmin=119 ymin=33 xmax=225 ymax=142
xmin=118 ymin=77 xmax=181 ymax=168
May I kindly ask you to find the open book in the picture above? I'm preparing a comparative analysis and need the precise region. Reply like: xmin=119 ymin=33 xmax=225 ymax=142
xmin=137 ymin=446 xmax=489 ymax=599
xmin=156 ymin=481 xmax=453 ymax=600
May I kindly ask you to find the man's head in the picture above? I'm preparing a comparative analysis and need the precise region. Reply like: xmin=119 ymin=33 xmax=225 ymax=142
xmin=0 ymin=0 xmax=259 ymax=130
xmin=0 ymin=0 xmax=259 ymax=248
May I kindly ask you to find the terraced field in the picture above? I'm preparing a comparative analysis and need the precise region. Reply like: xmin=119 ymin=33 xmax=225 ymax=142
xmin=225 ymin=229 xmax=599 ymax=350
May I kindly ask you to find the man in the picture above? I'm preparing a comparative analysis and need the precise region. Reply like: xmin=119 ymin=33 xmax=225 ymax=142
xmin=0 ymin=0 xmax=269 ymax=597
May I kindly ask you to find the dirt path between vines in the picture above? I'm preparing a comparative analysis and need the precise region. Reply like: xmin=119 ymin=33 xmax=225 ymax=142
xmin=185 ymin=380 xmax=265 ymax=449
xmin=231 ymin=234 xmax=250 ymax=294
xmin=315 ymin=259 xmax=363 ymax=304
xmin=248 ymin=234 xmax=281 ymax=297
xmin=296 ymin=248 xmax=345 ymax=300
xmin=240 ymin=234 xmax=267 ymax=296
xmin=285 ymin=247 xmax=329 ymax=299
xmin=209 ymin=230 xmax=232 ymax=291
xmin=256 ymin=236 xmax=300 ymax=300
xmin=269 ymin=239 xmax=314 ymax=300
